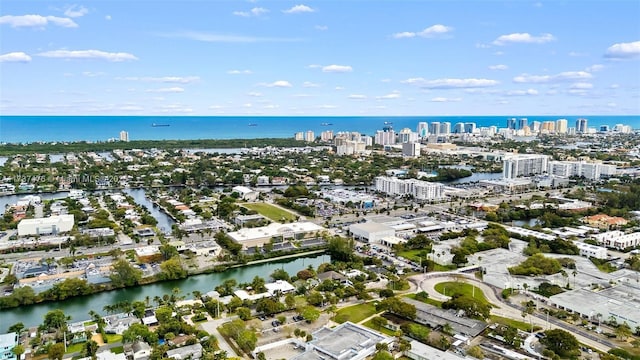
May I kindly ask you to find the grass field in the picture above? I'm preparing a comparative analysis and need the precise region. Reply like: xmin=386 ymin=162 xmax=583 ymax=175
xmin=242 ymin=202 xmax=298 ymax=222
xmin=362 ymin=318 xmax=397 ymax=336
xmin=434 ymin=281 xmax=491 ymax=306
xmin=491 ymin=315 xmax=542 ymax=332
xmin=104 ymin=333 xmax=123 ymax=343
xmin=396 ymin=250 xmax=457 ymax=272
xmin=333 ymin=302 xmax=379 ymax=324
xmin=405 ymin=293 xmax=443 ymax=307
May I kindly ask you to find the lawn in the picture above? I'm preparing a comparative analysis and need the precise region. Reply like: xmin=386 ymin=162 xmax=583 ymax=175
xmin=362 ymin=319 xmax=397 ymax=336
xmin=104 ymin=333 xmax=123 ymax=343
xmin=66 ymin=343 xmax=84 ymax=354
xmin=396 ymin=250 xmax=457 ymax=272
xmin=110 ymin=346 xmax=124 ymax=354
xmin=490 ymin=315 xmax=542 ymax=332
xmin=434 ymin=281 xmax=491 ymax=306
xmin=404 ymin=293 xmax=443 ymax=307
xmin=242 ymin=202 xmax=298 ymax=222
xmin=333 ymin=302 xmax=379 ymax=324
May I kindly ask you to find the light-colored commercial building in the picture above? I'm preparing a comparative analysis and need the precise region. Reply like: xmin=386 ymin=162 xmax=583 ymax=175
xmin=556 ymin=119 xmax=568 ymax=134
xmin=232 ymin=186 xmax=259 ymax=201
xmin=349 ymin=222 xmax=395 ymax=243
xmin=17 ymin=214 xmax=74 ymax=236
xmin=291 ymin=322 xmax=393 ymax=360
xmin=402 ymin=142 xmax=421 ymax=158
xmin=119 ymin=130 xmax=129 ymax=142
xmin=548 ymin=161 xmax=616 ymax=180
xmin=573 ymin=241 xmax=608 ymax=259
xmin=502 ymin=154 xmax=549 ymax=179
xmin=227 ymin=221 xmax=325 ymax=249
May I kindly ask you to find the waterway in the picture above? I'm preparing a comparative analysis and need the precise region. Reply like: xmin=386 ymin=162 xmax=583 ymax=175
xmin=0 ymin=253 xmax=330 ymax=331
xmin=123 ymin=188 xmax=175 ymax=233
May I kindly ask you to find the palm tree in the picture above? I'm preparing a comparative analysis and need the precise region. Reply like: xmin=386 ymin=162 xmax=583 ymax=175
xmin=572 ymin=270 xmax=577 ymax=288
xmin=12 ymin=345 xmax=25 ymax=360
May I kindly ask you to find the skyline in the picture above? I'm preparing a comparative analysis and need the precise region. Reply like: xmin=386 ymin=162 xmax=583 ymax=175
xmin=0 ymin=1 xmax=639 ymax=116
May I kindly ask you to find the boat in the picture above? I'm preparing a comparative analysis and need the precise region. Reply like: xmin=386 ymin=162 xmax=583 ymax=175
xmin=384 ymin=121 xmax=393 ymax=125
xmin=321 ymin=122 xmax=333 ymax=126
xmin=248 ymin=123 xmax=258 ymax=127
xmin=152 ymin=123 xmax=170 ymax=127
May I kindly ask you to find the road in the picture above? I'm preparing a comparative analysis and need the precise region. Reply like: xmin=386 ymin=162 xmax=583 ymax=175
xmin=412 ymin=272 xmax=617 ymax=353
xmin=198 ymin=315 xmax=239 ymax=358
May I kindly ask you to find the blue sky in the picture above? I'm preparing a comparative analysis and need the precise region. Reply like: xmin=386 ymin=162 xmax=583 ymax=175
xmin=1 ymin=0 xmax=639 ymax=116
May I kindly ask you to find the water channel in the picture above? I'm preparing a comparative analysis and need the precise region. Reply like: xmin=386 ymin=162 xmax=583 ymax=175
xmin=123 ymin=188 xmax=175 ymax=233
xmin=0 ymin=253 xmax=330 ymax=331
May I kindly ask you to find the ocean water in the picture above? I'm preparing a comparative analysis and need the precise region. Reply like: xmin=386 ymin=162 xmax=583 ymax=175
xmin=0 ymin=115 xmax=638 ymax=143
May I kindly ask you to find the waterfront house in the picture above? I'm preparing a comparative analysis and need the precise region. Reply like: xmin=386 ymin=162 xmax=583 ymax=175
xmin=166 ymin=343 xmax=202 ymax=360
xmin=0 ymin=332 xmax=18 ymax=360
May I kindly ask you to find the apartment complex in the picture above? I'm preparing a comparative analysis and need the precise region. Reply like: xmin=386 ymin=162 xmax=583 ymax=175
xmin=502 ymin=155 xmax=549 ymax=179
xmin=374 ymin=176 xmax=444 ymax=200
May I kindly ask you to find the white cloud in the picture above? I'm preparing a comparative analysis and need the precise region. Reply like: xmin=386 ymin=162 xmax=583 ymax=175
xmin=292 ymin=94 xmax=312 ymax=98
xmin=335 ymin=86 xmax=345 ymax=90
xmin=570 ymin=82 xmax=593 ymax=89
xmin=233 ymin=7 xmax=269 ymax=17
xmin=609 ymin=84 xmax=620 ymax=89
xmin=586 ymin=64 xmax=604 ymax=72
xmin=348 ymin=94 xmax=367 ymax=100
xmin=322 ymin=64 xmax=353 ymax=73
xmin=376 ymin=91 xmax=401 ymax=100
xmin=513 ymin=71 xmax=592 ymax=83
xmin=420 ymin=24 xmax=453 ymax=37
xmin=392 ymin=24 xmax=453 ymax=39
xmin=121 ymin=76 xmax=199 ymax=83
xmin=605 ymin=41 xmax=640 ymax=59
xmin=260 ymin=80 xmax=293 ymax=88
xmin=159 ymin=31 xmax=301 ymax=43
xmin=392 ymin=32 xmax=416 ymax=39
xmin=306 ymin=64 xmax=322 ymax=69
xmin=158 ymin=104 xmax=193 ymax=113
xmin=0 ymin=52 xmax=32 ymax=63
xmin=247 ymin=91 xmax=263 ymax=97
xmin=402 ymin=77 xmax=499 ymax=89
xmin=228 ymin=69 xmax=252 ymax=75
xmin=243 ymin=103 xmax=253 ymax=108
xmin=492 ymin=32 xmax=555 ymax=46
xmin=568 ymin=51 xmax=588 ymax=57
xmin=488 ymin=64 xmax=508 ymax=70
xmin=105 ymin=15 xmax=112 ymax=20
xmin=476 ymin=43 xmax=491 ymax=49
xmin=146 ymin=87 xmax=185 ymax=93
xmin=315 ymin=25 xmax=328 ymax=31
xmin=283 ymin=4 xmax=315 ymax=14
xmin=317 ymin=105 xmax=337 ymax=109
xmin=38 ymin=49 xmax=138 ymax=61
xmin=0 ymin=14 xmax=78 ymax=28
xmin=431 ymin=97 xmax=462 ymax=102
xmin=209 ymin=105 xmax=225 ymax=110
xmin=505 ymin=88 xmax=539 ymax=96
xmin=64 ymin=5 xmax=88 ymax=18
xmin=82 ymin=71 xmax=106 ymax=77
xmin=303 ymin=81 xmax=320 ymax=87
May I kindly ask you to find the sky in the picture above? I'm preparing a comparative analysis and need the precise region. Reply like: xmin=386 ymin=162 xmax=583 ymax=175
xmin=0 ymin=0 xmax=639 ymax=116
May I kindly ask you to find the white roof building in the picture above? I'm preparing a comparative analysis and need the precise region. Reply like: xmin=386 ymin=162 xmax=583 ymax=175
xmin=265 ymin=280 xmax=296 ymax=295
xmin=349 ymin=222 xmax=395 ymax=243
xmin=227 ymin=221 xmax=325 ymax=249
xmin=17 ymin=214 xmax=74 ymax=236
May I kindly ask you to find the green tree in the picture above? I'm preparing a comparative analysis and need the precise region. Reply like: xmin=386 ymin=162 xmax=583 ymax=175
xmin=615 ymin=322 xmax=633 ymax=340
xmin=270 ymin=269 xmax=290 ymax=281
xmin=43 ymin=309 xmax=69 ymax=333
xmin=48 ymin=343 xmax=65 ymax=360
xmin=158 ymin=257 xmax=187 ymax=280
xmin=110 ymin=259 xmax=143 ymax=287
xmin=371 ymin=316 xmax=388 ymax=330
xmin=11 ymin=345 xmax=25 ymax=360
xmin=84 ymin=340 xmax=100 ymax=360
xmin=467 ymin=345 xmax=484 ymax=359
xmin=237 ymin=307 xmax=252 ymax=321
xmin=541 ymin=329 xmax=580 ymax=358
xmin=301 ymin=306 xmax=321 ymax=322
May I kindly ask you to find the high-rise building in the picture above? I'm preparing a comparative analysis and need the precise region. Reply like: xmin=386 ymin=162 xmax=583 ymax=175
xmin=555 ymin=119 xmax=568 ymax=134
xmin=503 ymin=154 xmax=549 ymax=178
xmin=541 ymin=121 xmax=555 ymax=132
xmin=402 ymin=142 xmax=421 ymax=158
xmin=576 ymin=118 xmax=588 ymax=133
xmin=119 ymin=130 xmax=129 ymax=142
xmin=428 ymin=122 xmax=440 ymax=136
xmin=464 ymin=122 xmax=476 ymax=134
xmin=507 ymin=118 xmax=517 ymax=130
xmin=397 ymin=128 xmax=418 ymax=143
xmin=321 ymin=130 xmax=334 ymax=141
xmin=417 ymin=122 xmax=428 ymax=137
xmin=599 ymin=125 xmax=609 ymax=132
xmin=531 ymin=121 xmax=541 ymax=133
xmin=440 ymin=122 xmax=451 ymax=135
xmin=518 ymin=118 xmax=528 ymax=130
xmin=305 ymin=130 xmax=315 ymax=142
xmin=453 ymin=123 xmax=465 ymax=134
xmin=295 ymin=132 xmax=304 ymax=141
xmin=374 ymin=128 xmax=396 ymax=145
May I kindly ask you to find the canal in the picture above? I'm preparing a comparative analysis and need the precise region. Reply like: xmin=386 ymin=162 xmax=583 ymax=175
xmin=123 ymin=188 xmax=175 ymax=233
xmin=0 ymin=253 xmax=330 ymax=331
